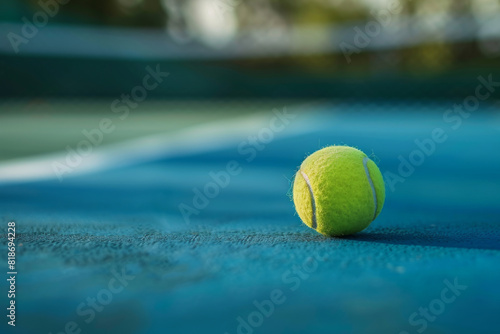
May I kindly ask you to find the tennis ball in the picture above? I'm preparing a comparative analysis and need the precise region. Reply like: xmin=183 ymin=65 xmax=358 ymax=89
xmin=293 ymin=146 xmax=385 ymax=237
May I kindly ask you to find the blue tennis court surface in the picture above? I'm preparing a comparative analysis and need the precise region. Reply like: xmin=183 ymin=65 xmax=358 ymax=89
xmin=1 ymin=102 xmax=499 ymax=334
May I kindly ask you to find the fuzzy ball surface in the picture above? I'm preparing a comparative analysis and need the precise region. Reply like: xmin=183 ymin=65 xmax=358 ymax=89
xmin=293 ymin=146 xmax=385 ymax=237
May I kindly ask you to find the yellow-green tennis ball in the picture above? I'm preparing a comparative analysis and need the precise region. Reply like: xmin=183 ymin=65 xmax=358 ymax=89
xmin=293 ymin=146 xmax=385 ymax=237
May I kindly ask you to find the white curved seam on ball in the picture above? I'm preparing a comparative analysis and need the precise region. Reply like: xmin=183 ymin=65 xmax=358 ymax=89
xmin=362 ymin=157 xmax=378 ymax=220
xmin=300 ymin=170 xmax=317 ymax=229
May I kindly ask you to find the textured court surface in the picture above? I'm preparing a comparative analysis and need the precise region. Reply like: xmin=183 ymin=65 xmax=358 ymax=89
xmin=1 ymin=102 xmax=500 ymax=334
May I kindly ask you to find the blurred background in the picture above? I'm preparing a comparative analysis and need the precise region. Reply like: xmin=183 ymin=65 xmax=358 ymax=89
xmin=1 ymin=0 xmax=499 ymax=164
xmin=0 ymin=0 xmax=499 ymax=100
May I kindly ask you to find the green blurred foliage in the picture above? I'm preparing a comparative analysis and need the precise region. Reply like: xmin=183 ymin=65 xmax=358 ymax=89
xmin=1 ymin=0 xmax=166 ymax=27
xmin=1 ymin=0 xmax=498 ymax=78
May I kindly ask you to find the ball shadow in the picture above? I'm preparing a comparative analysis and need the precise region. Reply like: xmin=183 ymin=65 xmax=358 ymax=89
xmin=345 ymin=227 xmax=500 ymax=250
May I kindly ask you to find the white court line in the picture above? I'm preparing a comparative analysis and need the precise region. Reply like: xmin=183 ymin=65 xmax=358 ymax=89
xmin=0 ymin=104 xmax=325 ymax=185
